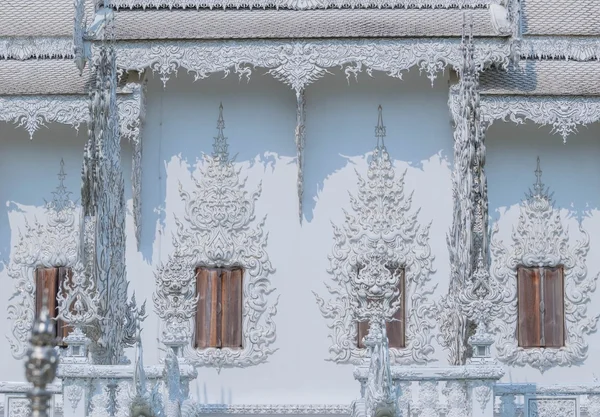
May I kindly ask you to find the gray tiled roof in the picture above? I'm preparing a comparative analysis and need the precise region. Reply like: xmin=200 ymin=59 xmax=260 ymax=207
xmin=480 ymin=60 xmax=600 ymax=96
xmin=0 ymin=60 xmax=91 ymax=95
xmin=522 ymin=0 xmax=600 ymax=36
xmin=110 ymin=8 xmax=496 ymax=39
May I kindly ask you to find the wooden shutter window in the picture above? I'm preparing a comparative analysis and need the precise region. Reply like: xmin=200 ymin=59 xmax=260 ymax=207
xmin=543 ymin=266 xmax=565 ymax=348
xmin=357 ymin=268 xmax=405 ymax=349
xmin=35 ymin=267 xmax=73 ymax=345
xmin=221 ymin=269 xmax=243 ymax=348
xmin=517 ymin=266 xmax=565 ymax=349
xmin=195 ymin=267 xmax=244 ymax=350
xmin=195 ymin=268 xmax=222 ymax=349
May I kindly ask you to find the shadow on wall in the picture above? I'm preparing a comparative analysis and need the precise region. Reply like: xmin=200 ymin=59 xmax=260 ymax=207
xmin=0 ymin=123 xmax=87 ymax=274
xmin=139 ymin=68 xmax=454 ymax=262
xmin=487 ymin=120 xmax=600 ymax=222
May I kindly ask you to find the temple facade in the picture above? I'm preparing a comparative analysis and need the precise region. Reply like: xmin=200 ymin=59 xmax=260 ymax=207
xmin=0 ymin=0 xmax=599 ymax=416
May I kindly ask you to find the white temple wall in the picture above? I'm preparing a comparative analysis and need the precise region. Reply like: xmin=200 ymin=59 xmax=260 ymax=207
xmin=134 ymin=68 xmax=454 ymax=405
xmin=2 ymin=69 xmax=598 ymax=405
xmin=486 ymin=120 xmax=600 ymax=385
xmin=0 ymin=122 xmax=88 ymax=382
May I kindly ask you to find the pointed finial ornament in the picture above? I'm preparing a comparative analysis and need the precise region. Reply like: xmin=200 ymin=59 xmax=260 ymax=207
xmin=374 ymin=105 xmax=386 ymax=148
xmin=533 ymin=156 xmax=544 ymax=196
xmin=25 ymin=289 xmax=59 ymax=417
xmin=213 ymin=103 xmax=229 ymax=163
xmin=48 ymin=159 xmax=73 ymax=213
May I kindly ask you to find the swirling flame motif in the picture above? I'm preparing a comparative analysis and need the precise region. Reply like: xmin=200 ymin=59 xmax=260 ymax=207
xmin=490 ymin=157 xmax=600 ymax=372
xmin=154 ymin=104 xmax=278 ymax=370
xmin=314 ymin=105 xmax=436 ymax=365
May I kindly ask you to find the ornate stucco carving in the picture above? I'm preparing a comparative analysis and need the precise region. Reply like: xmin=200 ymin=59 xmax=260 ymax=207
xmin=153 ymin=104 xmax=278 ymax=370
xmin=6 ymin=160 xmax=81 ymax=359
xmin=182 ymin=404 xmax=351 ymax=415
xmin=522 ymin=37 xmax=600 ymax=61
xmin=0 ymin=38 xmax=73 ymax=60
xmin=0 ymin=86 xmax=147 ymax=249
xmin=314 ymin=106 xmax=436 ymax=365
xmin=115 ymin=39 xmax=512 ymax=93
xmin=108 ymin=0 xmax=499 ymax=9
xmin=490 ymin=158 xmax=599 ymax=372
xmin=449 ymin=91 xmax=600 ymax=144
xmin=439 ymin=26 xmax=489 ymax=366
xmin=82 ymin=45 xmax=134 ymax=365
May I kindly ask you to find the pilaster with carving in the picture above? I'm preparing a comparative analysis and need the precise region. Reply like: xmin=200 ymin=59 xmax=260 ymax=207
xmin=295 ymin=90 xmax=306 ymax=223
xmin=490 ymin=158 xmax=599 ymax=372
xmin=82 ymin=44 xmax=136 ymax=365
xmin=314 ymin=106 xmax=436 ymax=365
xmin=439 ymin=24 xmax=490 ymax=366
xmin=153 ymin=104 xmax=278 ymax=370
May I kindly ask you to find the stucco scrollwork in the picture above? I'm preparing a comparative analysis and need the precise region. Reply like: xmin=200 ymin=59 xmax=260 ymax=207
xmin=490 ymin=158 xmax=599 ymax=372
xmin=153 ymin=104 xmax=278 ymax=370
xmin=116 ymin=39 xmax=511 ymax=93
xmin=6 ymin=160 xmax=81 ymax=359
xmin=479 ymin=95 xmax=600 ymax=143
xmin=314 ymin=106 xmax=436 ymax=365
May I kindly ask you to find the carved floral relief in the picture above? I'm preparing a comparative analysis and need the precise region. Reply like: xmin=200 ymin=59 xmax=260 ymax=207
xmin=490 ymin=158 xmax=599 ymax=372
xmin=314 ymin=106 xmax=437 ymax=365
xmin=153 ymin=104 xmax=278 ymax=370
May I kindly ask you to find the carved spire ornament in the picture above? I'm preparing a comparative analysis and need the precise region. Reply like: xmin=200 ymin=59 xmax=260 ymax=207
xmin=314 ymin=105 xmax=436 ymax=365
xmin=439 ymin=21 xmax=489 ymax=366
xmin=490 ymin=158 xmax=600 ymax=372
xmin=153 ymin=103 xmax=278 ymax=370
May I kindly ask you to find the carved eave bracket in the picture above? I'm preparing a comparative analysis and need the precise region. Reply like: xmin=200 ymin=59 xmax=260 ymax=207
xmin=153 ymin=104 xmax=278 ymax=370
xmin=7 ymin=160 xmax=82 ymax=359
xmin=0 ymin=82 xmax=147 ymax=249
xmin=449 ymin=91 xmax=600 ymax=143
xmin=115 ymin=38 xmax=512 ymax=90
xmin=490 ymin=158 xmax=600 ymax=372
xmin=314 ymin=106 xmax=436 ymax=365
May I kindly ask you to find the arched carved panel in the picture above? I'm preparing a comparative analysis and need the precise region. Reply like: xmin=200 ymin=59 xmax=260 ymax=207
xmin=153 ymin=104 xmax=278 ymax=370
xmin=490 ymin=158 xmax=599 ymax=372
xmin=314 ymin=106 xmax=437 ymax=365
xmin=6 ymin=160 xmax=81 ymax=359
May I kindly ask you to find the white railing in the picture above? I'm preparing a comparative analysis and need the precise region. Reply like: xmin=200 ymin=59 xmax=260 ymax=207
xmin=494 ymin=384 xmax=600 ymax=417
xmin=0 ymin=382 xmax=62 ymax=417
xmin=354 ymin=365 xmax=505 ymax=417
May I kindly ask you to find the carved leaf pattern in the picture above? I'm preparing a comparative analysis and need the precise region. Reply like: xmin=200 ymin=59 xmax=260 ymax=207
xmin=490 ymin=159 xmax=600 ymax=372
xmin=153 ymin=105 xmax=278 ymax=369
xmin=314 ymin=108 xmax=436 ymax=365
xmin=116 ymin=39 xmax=511 ymax=92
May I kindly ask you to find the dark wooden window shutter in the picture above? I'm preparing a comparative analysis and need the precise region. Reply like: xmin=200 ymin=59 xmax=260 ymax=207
xmin=35 ymin=267 xmax=72 ymax=345
xmin=517 ymin=266 xmax=565 ymax=348
xmin=357 ymin=268 xmax=405 ymax=349
xmin=195 ymin=268 xmax=222 ymax=349
xmin=221 ymin=269 xmax=243 ymax=348
xmin=543 ymin=266 xmax=565 ymax=348
xmin=195 ymin=267 xmax=244 ymax=349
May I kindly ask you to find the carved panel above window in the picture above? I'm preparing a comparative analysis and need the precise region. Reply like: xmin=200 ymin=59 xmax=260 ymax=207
xmin=153 ymin=104 xmax=278 ymax=370
xmin=314 ymin=106 xmax=436 ymax=365
xmin=490 ymin=158 xmax=599 ymax=372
